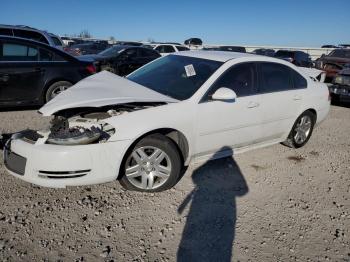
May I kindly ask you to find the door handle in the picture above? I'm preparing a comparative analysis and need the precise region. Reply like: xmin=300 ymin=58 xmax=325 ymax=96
xmin=0 ymin=74 xmax=9 ymax=82
xmin=293 ymin=95 xmax=302 ymax=101
xmin=247 ymin=101 xmax=259 ymax=108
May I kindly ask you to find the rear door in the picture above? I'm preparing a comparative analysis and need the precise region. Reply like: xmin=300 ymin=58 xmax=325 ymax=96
xmin=256 ymin=62 xmax=307 ymax=141
xmin=0 ymin=40 xmax=43 ymax=104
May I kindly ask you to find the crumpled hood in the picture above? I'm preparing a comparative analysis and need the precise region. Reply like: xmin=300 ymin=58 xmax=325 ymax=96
xmin=39 ymin=71 xmax=178 ymax=116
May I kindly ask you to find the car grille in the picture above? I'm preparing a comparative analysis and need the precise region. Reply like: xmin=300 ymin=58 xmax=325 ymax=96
xmin=4 ymin=149 xmax=27 ymax=176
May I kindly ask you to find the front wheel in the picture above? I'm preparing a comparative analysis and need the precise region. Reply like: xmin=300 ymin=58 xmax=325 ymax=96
xmin=119 ymin=134 xmax=182 ymax=192
xmin=283 ymin=111 xmax=316 ymax=148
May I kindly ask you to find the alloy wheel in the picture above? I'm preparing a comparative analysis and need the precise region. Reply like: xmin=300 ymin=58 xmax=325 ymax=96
xmin=294 ymin=115 xmax=312 ymax=144
xmin=125 ymin=146 xmax=172 ymax=190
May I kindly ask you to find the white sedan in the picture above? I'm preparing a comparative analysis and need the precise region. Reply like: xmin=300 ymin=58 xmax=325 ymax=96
xmin=3 ymin=51 xmax=330 ymax=192
xmin=153 ymin=44 xmax=190 ymax=56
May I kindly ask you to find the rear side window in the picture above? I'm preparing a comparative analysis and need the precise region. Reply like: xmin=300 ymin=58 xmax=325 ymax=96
xmin=39 ymin=48 xmax=66 ymax=61
xmin=1 ymin=43 xmax=39 ymax=61
xmin=13 ymin=29 xmax=49 ymax=44
xmin=258 ymin=62 xmax=293 ymax=93
xmin=0 ymin=28 xmax=13 ymax=36
xmin=208 ymin=63 xmax=256 ymax=98
xmin=291 ymin=70 xmax=307 ymax=89
xmin=155 ymin=45 xmax=175 ymax=53
xmin=176 ymin=46 xmax=190 ymax=51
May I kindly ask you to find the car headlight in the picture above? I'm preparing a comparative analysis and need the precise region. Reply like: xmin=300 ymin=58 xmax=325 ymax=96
xmin=334 ymin=75 xmax=350 ymax=86
xmin=47 ymin=126 xmax=101 ymax=145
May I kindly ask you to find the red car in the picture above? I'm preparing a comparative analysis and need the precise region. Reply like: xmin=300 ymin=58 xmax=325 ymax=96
xmin=315 ymin=49 xmax=350 ymax=82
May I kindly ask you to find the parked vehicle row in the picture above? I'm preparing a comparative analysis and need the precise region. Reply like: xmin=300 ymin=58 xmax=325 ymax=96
xmin=2 ymin=51 xmax=330 ymax=192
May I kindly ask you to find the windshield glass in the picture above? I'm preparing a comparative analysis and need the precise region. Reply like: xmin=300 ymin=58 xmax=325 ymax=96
xmin=329 ymin=49 xmax=350 ymax=58
xmin=99 ymin=46 xmax=125 ymax=56
xmin=51 ymin=36 xmax=63 ymax=46
xmin=127 ymin=55 xmax=223 ymax=100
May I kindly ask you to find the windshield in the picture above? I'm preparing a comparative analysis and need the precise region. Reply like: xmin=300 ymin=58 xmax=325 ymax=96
xmin=329 ymin=49 xmax=350 ymax=58
xmin=127 ymin=55 xmax=223 ymax=100
xmin=51 ymin=36 xmax=63 ymax=46
xmin=99 ymin=46 xmax=125 ymax=56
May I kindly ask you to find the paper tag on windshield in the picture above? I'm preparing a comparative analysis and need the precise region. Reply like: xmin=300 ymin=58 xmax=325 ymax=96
xmin=184 ymin=64 xmax=196 ymax=77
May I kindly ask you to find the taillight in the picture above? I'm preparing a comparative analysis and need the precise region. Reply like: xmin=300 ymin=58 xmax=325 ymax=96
xmin=86 ymin=64 xmax=96 ymax=74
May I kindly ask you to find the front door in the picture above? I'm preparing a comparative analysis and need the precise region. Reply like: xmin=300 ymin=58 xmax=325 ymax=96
xmin=195 ymin=62 xmax=263 ymax=159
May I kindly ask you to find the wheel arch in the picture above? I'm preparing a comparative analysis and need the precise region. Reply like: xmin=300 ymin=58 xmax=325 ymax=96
xmin=117 ymin=128 xmax=190 ymax=180
xmin=42 ymin=78 xmax=74 ymax=103
xmin=305 ymin=108 xmax=317 ymax=122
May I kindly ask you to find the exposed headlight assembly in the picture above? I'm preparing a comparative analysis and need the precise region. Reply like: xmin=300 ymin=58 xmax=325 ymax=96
xmin=47 ymin=126 xmax=101 ymax=145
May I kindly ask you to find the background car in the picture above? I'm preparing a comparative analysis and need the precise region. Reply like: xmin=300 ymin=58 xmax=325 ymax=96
xmin=78 ymin=45 xmax=160 ymax=76
xmin=329 ymin=67 xmax=350 ymax=103
xmin=0 ymin=36 xmax=96 ymax=106
xmin=321 ymin=45 xmax=338 ymax=48
xmin=0 ymin=24 xmax=64 ymax=49
xmin=153 ymin=44 xmax=190 ymax=56
xmin=275 ymin=50 xmax=313 ymax=67
xmin=252 ymin=48 xmax=275 ymax=57
xmin=203 ymin=46 xmax=246 ymax=53
xmin=315 ymin=49 xmax=350 ymax=82
xmin=116 ymin=41 xmax=143 ymax=46
xmin=64 ymin=41 xmax=110 ymax=56
xmin=184 ymin=38 xmax=203 ymax=47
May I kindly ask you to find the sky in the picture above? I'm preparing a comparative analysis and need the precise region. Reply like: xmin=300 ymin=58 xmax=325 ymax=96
xmin=1 ymin=0 xmax=350 ymax=47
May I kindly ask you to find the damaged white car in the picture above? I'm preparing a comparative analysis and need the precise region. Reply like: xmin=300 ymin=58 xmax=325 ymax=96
xmin=2 ymin=51 xmax=330 ymax=192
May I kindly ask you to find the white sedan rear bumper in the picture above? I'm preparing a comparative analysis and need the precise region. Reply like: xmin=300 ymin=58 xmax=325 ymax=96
xmin=4 ymin=138 xmax=131 ymax=188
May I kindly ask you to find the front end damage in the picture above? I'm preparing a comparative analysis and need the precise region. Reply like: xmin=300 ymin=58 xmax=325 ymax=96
xmin=2 ymin=102 xmax=163 ymax=188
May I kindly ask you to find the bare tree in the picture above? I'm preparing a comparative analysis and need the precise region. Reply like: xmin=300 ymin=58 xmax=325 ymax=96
xmin=79 ymin=30 xmax=92 ymax=39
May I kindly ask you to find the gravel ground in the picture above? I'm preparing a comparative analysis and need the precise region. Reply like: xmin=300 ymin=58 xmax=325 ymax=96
xmin=0 ymin=104 xmax=349 ymax=261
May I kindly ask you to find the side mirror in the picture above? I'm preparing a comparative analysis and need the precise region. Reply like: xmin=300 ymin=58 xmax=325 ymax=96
xmin=212 ymin=87 xmax=237 ymax=102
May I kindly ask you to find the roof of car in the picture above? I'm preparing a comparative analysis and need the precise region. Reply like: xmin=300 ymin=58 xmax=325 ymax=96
xmin=173 ymin=50 xmax=256 ymax=62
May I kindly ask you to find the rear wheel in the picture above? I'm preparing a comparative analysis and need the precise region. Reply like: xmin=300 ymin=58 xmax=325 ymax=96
xmin=45 ymin=81 xmax=72 ymax=102
xmin=119 ymin=134 xmax=182 ymax=192
xmin=283 ymin=111 xmax=316 ymax=148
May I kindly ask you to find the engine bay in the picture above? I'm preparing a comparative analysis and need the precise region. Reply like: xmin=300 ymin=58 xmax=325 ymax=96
xmin=45 ymin=102 xmax=163 ymax=145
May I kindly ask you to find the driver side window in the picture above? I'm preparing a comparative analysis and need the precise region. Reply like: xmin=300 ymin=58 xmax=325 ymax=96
xmin=207 ymin=63 xmax=257 ymax=99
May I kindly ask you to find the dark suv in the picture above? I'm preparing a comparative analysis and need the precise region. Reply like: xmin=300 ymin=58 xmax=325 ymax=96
xmin=0 ymin=36 xmax=96 ymax=107
xmin=275 ymin=50 xmax=313 ymax=67
xmin=0 ymin=24 xmax=63 ymax=48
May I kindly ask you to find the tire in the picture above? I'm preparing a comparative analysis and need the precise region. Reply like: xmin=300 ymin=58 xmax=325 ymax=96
xmin=119 ymin=134 xmax=182 ymax=192
xmin=283 ymin=111 xmax=316 ymax=148
xmin=45 ymin=81 xmax=72 ymax=102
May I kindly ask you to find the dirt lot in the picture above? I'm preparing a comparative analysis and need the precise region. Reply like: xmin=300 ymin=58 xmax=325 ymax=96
xmin=0 ymin=104 xmax=349 ymax=261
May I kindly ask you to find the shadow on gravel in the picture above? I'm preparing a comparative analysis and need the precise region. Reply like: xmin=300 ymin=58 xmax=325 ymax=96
xmin=177 ymin=148 xmax=248 ymax=262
